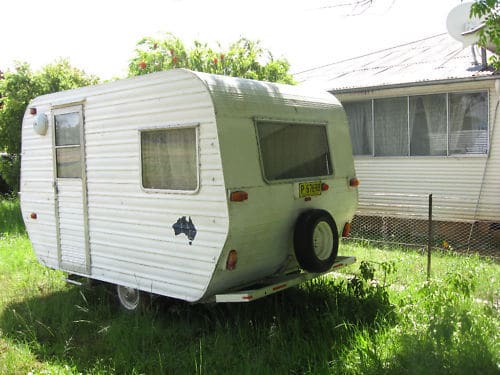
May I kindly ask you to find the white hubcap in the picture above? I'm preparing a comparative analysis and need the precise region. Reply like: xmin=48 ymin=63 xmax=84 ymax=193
xmin=312 ymin=221 xmax=334 ymax=260
xmin=117 ymin=285 xmax=140 ymax=310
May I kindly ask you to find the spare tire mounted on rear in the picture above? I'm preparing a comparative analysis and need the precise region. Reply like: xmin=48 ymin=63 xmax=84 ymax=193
xmin=293 ymin=209 xmax=339 ymax=273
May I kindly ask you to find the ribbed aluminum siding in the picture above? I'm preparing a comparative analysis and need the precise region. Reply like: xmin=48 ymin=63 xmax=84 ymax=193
xmin=22 ymin=70 xmax=229 ymax=302
xmin=20 ymin=112 xmax=58 ymax=268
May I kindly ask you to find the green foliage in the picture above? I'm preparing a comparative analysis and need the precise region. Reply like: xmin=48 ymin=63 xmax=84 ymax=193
xmin=0 ymin=60 xmax=98 ymax=194
xmin=471 ymin=0 xmax=500 ymax=70
xmin=128 ymin=33 xmax=295 ymax=84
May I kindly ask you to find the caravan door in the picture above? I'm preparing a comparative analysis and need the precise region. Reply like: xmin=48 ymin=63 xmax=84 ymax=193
xmin=52 ymin=105 xmax=90 ymax=274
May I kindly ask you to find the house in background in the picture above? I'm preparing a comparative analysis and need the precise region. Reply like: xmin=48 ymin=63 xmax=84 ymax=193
xmin=296 ymin=33 xmax=500 ymax=253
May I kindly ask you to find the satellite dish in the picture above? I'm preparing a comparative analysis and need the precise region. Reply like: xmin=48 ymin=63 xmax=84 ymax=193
xmin=446 ymin=2 xmax=485 ymax=47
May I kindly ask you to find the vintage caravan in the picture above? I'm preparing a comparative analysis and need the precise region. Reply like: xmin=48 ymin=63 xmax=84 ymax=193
xmin=20 ymin=69 xmax=358 ymax=309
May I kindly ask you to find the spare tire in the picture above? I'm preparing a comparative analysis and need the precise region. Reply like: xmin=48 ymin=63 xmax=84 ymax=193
xmin=293 ymin=209 xmax=339 ymax=273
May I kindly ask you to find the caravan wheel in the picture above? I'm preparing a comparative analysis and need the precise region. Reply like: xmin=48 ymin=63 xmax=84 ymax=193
xmin=116 ymin=285 xmax=141 ymax=311
xmin=293 ymin=210 xmax=339 ymax=273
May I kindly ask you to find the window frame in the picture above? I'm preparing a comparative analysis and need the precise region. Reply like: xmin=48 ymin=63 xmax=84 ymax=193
xmin=254 ymin=117 xmax=334 ymax=184
xmin=139 ymin=123 xmax=200 ymax=194
xmin=344 ymin=90 xmax=489 ymax=158
xmin=52 ymin=105 xmax=84 ymax=179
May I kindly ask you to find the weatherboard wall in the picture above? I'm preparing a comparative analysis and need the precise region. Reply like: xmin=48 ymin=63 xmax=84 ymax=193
xmin=335 ymin=79 xmax=500 ymax=222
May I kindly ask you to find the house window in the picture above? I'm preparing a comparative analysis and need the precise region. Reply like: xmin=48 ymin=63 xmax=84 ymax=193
xmin=256 ymin=121 xmax=332 ymax=181
xmin=54 ymin=110 xmax=82 ymax=178
xmin=141 ymin=127 xmax=198 ymax=191
xmin=344 ymin=91 xmax=488 ymax=157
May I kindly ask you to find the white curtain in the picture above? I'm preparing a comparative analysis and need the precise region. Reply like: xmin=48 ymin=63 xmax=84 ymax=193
xmin=257 ymin=122 xmax=331 ymax=180
xmin=141 ymin=128 xmax=197 ymax=190
xmin=409 ymin=94 xmax=447 ymax=156
xmin=344 ymin=101 xmax=373 ymax=155
xmin=374 ymin=97 xmax=408 ymax=156
xmin=449 ymin=92 xmax=488 ymax=155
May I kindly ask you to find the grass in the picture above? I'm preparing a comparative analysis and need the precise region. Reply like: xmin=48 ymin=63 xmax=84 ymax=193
xmin=0 ymin=197 xmax=25 ymax=235
xmin=0 ymin=199 xmax=499 ymax=374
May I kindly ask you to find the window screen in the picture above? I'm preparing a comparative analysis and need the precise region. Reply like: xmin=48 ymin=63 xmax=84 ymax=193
xmin=54 ymin=111 xmax=82 ymax=178
xmin=256 ymin=121 xmax=332 ymax=181
xmin=141 ymin=127 xmax=198 ymax=190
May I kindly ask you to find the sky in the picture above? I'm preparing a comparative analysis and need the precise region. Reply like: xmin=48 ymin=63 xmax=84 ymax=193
xmin=1 ymin=0 xmax=465 ymax=80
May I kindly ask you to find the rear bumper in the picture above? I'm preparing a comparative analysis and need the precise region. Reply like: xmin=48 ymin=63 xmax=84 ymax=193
xmin=213 ymin=256 xmax=356 ymax=303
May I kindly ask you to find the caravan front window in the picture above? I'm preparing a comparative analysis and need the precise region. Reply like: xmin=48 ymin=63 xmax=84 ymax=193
xmin=256 ymin=121 xmax=332 ymax=182
xmin=141 ymin=127 xmax=198 ymax=191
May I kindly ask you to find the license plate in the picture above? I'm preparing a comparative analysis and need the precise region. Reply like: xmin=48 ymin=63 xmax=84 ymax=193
xmin=298 ymin=181 xmax=322 ymax=198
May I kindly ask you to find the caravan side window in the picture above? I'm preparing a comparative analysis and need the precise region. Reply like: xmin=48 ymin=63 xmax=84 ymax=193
xmin=256 ymin=121 xmax=332 ymax=182
xmin=141 ymin=127 xmax=198 ymax=191
xmin=54 ymin=110 xmax=82 ymax=178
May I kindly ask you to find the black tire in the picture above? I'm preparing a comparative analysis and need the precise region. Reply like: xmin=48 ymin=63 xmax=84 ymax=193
xmin=293 ymin=209 xmax=339 ymax=273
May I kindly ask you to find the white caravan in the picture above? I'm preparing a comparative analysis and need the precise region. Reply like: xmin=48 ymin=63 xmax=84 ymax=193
xmin=20 ymin=69 xmax=358 ymax=309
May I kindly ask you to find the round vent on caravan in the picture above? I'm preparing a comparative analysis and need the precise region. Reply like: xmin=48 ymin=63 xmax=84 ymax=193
xmin=446 ymin=2 xmax=485 ymax=48
xmin=33 ymin=113 xmax=48 ymax=136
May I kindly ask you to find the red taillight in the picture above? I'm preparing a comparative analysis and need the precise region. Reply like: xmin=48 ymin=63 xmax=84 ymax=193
xmin=349 ymin=178 xmax=360 ymax=187
xmin=342 ymin=223 xmax=351 ymax=237
xmin=321 ymin=183 xmax=329 ymax=191
xmin=30 ymin=212 xmax=37 ymax=219
xmin=226 ymin=250 xmax=238 ymax=270
xmin=230 ymin=191 xmax=248 ymax=202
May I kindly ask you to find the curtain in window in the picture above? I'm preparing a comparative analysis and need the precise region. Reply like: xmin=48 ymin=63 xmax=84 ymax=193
xmin=256 ymin=122 xmax=332 ymax=181
xmin=449 ymin=92 xmax=488 ymax=155
xmin=141 ymin=128 xmax=197 ymax=190
xmin=344 ymin=101 xmax=373 ymax=155
xmin=374 ymin=97 xmax=408 ymax=156
xmin=409 ymin=94 xmax=447 ymax=156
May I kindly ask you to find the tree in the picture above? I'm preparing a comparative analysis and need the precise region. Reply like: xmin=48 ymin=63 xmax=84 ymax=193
xmin=470 ymin=0 xmax=500 ymax=69
xmin=128 ymin=33 xmax=295 ymax=84
xmin=0 ymin=59 xmax=98 ymax=194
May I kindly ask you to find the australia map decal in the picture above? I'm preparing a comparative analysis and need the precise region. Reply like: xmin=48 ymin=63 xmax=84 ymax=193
xmin=172 ymin=216 xmax=197 ymax=245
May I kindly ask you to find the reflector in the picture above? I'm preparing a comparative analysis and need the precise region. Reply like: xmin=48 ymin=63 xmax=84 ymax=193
xmin=226 ymin=250 xmax=238 ymax=270
xmin=230 ymin=191 xmax=248 ymax=202
xmin=342 ymin=223 xmax=351 ymax=237
xmin=349 ymin=178 xmax=360 ymax=187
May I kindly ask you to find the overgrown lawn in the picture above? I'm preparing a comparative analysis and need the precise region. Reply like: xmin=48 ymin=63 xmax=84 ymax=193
xmin=0 ymin=200 xmax=498 ymax=374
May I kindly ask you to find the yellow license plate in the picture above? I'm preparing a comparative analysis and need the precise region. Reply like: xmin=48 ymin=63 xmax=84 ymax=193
xmin=298 ymin=181 xmax=322 ymax=198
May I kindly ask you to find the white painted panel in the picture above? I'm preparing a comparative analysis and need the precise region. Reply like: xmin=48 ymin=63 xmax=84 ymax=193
xmin=57 ymin=180 xmax=87 ymax=273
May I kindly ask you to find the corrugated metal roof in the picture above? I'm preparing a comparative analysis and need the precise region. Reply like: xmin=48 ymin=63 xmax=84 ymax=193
xmin=296 ymin=34 xmax=498 ymax=92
